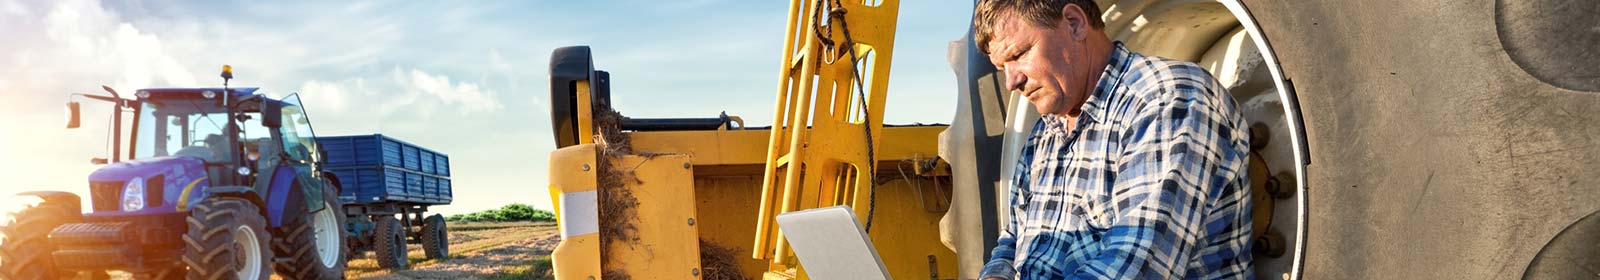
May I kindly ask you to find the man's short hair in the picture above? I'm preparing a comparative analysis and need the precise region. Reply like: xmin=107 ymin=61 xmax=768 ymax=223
xmin=973 ymin=0 xmax=1106 ymax=54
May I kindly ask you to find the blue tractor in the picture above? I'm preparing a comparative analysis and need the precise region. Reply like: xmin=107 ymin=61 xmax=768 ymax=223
xmin=0 ymin=66 xmax=347 ymax=279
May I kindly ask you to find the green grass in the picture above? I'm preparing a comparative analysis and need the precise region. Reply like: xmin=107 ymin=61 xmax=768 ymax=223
xmin=448 ymin=221 xmax=554 ymax=232
xmin=488 ymin=255 xmax=553 ymax=280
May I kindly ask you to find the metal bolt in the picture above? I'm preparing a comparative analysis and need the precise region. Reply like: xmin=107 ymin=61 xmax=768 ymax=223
xmin=581 ymin=164 xmax=591 ymax=171
xmin=1249 ymin=122 xmax=1270 ymax=150
xmin=683 ymin=162 xmax=691 ymax=169
xmin=588 ymin=276 xmax=595 ymax=280
xmin=687 ymin=218 xmax=696 ymax=226
xmin=692 ymin=268 xmax=700 ymax=276
xmin=1271 ymin=172 xmax=1296 ymax=199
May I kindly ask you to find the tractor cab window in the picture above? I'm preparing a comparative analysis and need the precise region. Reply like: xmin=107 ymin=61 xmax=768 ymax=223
xmin=134 ymin=99 xmax=269 ymax=163
xmin=279 ymin=94 xmax=328 ymax=212
xmin=277 ymin=95 xmax=321 ymax=166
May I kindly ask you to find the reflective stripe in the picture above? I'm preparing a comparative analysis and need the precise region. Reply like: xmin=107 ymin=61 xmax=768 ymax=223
xmin=174 ymin=178 xmax=206 ymax=211
xmin=558 ymin=190 xmax=599 ymax=238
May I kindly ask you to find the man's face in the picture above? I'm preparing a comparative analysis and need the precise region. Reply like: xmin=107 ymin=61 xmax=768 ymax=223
xmin=986 ymin=11 xmax=1089 ymax=116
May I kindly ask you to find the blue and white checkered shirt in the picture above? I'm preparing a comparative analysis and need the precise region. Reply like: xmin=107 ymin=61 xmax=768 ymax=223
xmin=980 ymin=42 xmax=1254 ymax=280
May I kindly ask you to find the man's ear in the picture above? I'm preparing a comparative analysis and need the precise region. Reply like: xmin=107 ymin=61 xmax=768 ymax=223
xmin=1061 ymin=3 xmax=1089 ymax=41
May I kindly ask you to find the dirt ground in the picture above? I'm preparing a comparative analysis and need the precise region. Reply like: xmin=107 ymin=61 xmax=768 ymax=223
xmin=91 ymin=221 xmax=560 ymax=280
xmin=349 ymin=221 xmax=559 ymax=280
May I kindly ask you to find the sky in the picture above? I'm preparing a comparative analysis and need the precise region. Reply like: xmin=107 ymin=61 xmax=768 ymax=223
xmin=0 ymin=0 xmax=974 ymax=215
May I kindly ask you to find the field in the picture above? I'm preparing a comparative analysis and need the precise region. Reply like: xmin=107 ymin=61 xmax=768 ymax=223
xmin=88 ymin=221 xmax=560 ymax=280
xmin=348 ymin=221 xmax=559 ymax=280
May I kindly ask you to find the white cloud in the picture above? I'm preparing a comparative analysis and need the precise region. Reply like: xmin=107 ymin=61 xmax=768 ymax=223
xmin=292 ymin=67 xmax=500 ymax=123
xmin=296 ymin=79 xmax=357 ymax=111
xmin=0 ymin=0 xmax=25 ymax=16
xmin=401 ymin=68 xmax=501 ymax=113
xmin=0 ymin=0 xmax=199 ymax=95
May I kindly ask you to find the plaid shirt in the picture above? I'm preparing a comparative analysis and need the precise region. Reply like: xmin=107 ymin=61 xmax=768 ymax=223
xmin=980 ymin=42 xmax=1254 ymax=280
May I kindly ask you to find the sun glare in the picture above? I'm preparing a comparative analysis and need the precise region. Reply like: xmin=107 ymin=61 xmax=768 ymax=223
xmin=0 ymin=195 xmax=42 ymax=217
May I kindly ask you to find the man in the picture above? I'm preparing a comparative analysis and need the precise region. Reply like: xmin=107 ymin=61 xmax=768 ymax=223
xmin=973 ymin=0 xmax=1254 ymax=279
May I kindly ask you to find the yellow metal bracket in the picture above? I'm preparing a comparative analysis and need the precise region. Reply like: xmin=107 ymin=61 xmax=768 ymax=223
xmin=752 ymin=0 xmax=902 ymax=273
xmin=550 ymin=144 xmax=602 ymax=280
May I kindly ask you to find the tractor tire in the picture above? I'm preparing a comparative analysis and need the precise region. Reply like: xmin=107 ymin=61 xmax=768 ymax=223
xmin=181 ymin=197 xmax=271 ymax=280
xmin=373 ymin=216 xmax=409 ymax=270
xmin=0 ymin=199 xmax=79 ymax=280
xmin=272 ymin=186 xmax=348 ymax=280
xmin=420 ymin=214 xmax=449 ymax=260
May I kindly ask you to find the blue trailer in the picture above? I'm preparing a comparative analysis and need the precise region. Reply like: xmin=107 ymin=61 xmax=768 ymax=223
xmin=317 ymin=134 xmax=453 ymax=269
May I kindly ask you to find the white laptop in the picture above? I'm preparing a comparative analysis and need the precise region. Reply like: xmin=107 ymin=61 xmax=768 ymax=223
xmin=775 ymin=206 xmax=891 ymax=280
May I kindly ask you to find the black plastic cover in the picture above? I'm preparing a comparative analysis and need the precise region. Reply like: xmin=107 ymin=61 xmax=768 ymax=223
xmin=550 ymin=46 xmax=595 ymax=148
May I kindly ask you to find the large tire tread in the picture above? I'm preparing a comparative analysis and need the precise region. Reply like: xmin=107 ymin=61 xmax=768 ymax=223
xmin=421 ymin=214 xmax=449 ymax=260
xmin=0 ymin=202 xmax=77 ymax=280
xmin=373 ymin=216 xmax=409 ymax=270
xmin=272 ymin=188 xmax=348 ymax=280
xmin=181 ymin=198 xmax=271 ymax=280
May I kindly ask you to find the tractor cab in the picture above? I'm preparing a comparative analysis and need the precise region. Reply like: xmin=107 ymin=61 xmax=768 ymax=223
xmin=119 ymin=87 xmax=327 ymax=204
xmin=71 ymin=86 xmax=331 ymax=216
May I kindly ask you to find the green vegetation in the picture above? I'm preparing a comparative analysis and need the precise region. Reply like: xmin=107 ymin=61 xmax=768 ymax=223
xmin=447 ymin=203 xmax=556 ymax=223
xmin=491 ymin=256 xmax=553 ymax=280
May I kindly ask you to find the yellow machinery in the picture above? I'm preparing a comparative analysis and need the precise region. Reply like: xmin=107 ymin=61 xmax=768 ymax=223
xmin=545 ymin=0 xmax=962 ymax=279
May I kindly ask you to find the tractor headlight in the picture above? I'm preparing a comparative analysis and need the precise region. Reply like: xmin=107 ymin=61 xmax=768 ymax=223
xmin=122 ymin=177 xmax=146 ymax=211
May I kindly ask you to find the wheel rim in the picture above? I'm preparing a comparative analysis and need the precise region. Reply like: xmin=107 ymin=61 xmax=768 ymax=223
xmin=1098 ymin=1 xmax=1312 ymax=278
xmin=313 ymin=202 xmax=341 ymax=268
xmin=233 ymin=225 xmax=262 ymax=280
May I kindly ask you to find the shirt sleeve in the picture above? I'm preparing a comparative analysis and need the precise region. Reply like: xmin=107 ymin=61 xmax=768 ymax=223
xmin=1069 ymin=86 xmax=1230 ymax=279
xmin=980 ymin=120 xmax=1043 ymax=280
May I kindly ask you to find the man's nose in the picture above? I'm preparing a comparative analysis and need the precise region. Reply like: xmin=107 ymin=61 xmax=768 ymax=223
xmin=1005 ymin=69 xmax=1027 ymax=92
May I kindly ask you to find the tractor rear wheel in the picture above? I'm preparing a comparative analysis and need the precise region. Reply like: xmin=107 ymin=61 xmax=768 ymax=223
xmin=181 ymin=197 xmax=271 ymax=280
xmin=0 ymin=198 xmax=79 ymax=280
xmin=373 ymin=216 xmax=409 ymax=269
xmin=272 ymin=187 xmax=348 ymax=279
xmin=421 ymin=214 xmax=449 ymax=260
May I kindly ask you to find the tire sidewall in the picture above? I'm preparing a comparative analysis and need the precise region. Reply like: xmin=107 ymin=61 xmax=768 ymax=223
xmin=236 ymin=204 xmax=272 ymax=280
xmin=183 ymin=197 xmax=271 ymax=280
xmin=373 ymin=216 xmax=409 ymax=270
xmin=271 ymin=183 xmax=349 ymax=279
xmin=317 ymin=187 xmax=349 ymax=274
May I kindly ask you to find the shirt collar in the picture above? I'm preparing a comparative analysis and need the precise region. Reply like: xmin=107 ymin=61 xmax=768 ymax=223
xmin=1076 ymin=41 xmax=1133 ymax=124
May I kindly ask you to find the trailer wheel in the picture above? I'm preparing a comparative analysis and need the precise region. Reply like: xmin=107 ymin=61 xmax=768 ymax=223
xmin=272 ymin=187 xmax=349 ymax=279
xmin=421 ymin=214 xmax=449 ymax=260
xmin=0 ymin=198 xmax=79 ymax=280
xmin=181 ymin=197 xmax=271 ymax=280
xmin=373 ymin=216 xmax=409 ymax=269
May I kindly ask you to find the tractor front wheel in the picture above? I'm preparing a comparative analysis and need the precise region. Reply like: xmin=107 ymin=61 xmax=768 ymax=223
xmin=421 ymin=214 xmax=449 ymax=260
xmin=181 ymin=197 xmax=271 ymax=280
xmin=272 ymin=187 xmax=349 ymax=279
xmin=0 ymin=197 xmax=80 ymax=279
xmin=373 ymin=216 xmax=409 ymax=269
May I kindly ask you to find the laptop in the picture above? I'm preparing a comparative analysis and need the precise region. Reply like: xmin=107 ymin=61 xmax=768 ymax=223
xmin=776 ymin=206 xmax=891 ymax=280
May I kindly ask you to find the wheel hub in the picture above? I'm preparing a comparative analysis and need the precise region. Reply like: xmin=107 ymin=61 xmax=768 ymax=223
xmin=232 ymin=225 xmax=262 ymax=279
xmin=313 ymin=202 xmax=341 ymax=268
